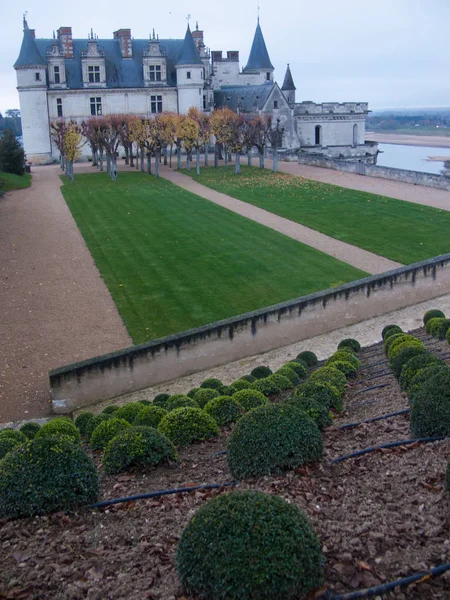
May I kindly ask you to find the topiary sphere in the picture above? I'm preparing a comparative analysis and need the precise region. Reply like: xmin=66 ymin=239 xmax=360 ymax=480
xmin=435 ymin=319 xmax=450 ymax=340
xmin=326 ymin=351 xmax=360 ymax=370
xmin=382 ymin=324 xmax=403 ymax=340
xmin=296 ymin=351 xmax=318 ymax=366
xmin=328 ymin=360 xmax=358 ymax=378
xmin=103 ymin=426 xmax=178 ymax=475
xmin=390 ymin=346 xmax=428 ymax=379
xmin=134 ymin=405 xmax=168 ymax=428
xmin=19 ymin=422 xmax=41 ymax=440
xmin=410 ymin=368 xmax=450 ymax=437
xmin=388 ymin=339 xmax=425 ymax=363
xmin=0 ymin=437 xmax=98 ymax=519
xmin=218 ymin=385 xmax=238 ymax=397
xmin=90 ymin=418 xmax=131 ymax=451
xmin=425 ymin=317 xmax=443 ymax=336
xmin=250 ymin=366 xmax=273 ymax=380
xmin=166 ymin=395 xmax=199 ymax=412
xmin=284 ymin=396 xmax=332 ymax=432
xmin=200 ymin=378 xmax=223 ymax=390
xmin=231 ymin=379 xmax=252 ymax=391
xmin=74 ymin=412 xmax=95 ymax=436
xmin=428 ymin=318 xmax=446 ymax=338
xmin=85 ymin=413 xmax=112 ymax=440
xmin=407 ymin=364 xmax=450 ymax=401
xmin=269 ymin=373 xmax=293 ymax=391
xmin=284 ymin=361 xmax=308 ymax=379
xmin=423 ymin=309 xmax=445 ymax=326
xmin=250 ymin=377 xmax=281 ymax=397
xmin=399 ymin=353 xmax=442 ymax=391
xmin=193 ymin=388 xmax=220 ymax=408
xmin=338 ymin=338 xmax=361 ymax=353
xmin=115 ymin=402 xmax=144 ymax=424
xmin=227 ymin=404 xmax=323 ymax=480
xmin=0 ymin=429 xmax=27 ymax=444
xmin=158 ymin=407 xmax=219 ymax=447
xmin=384 ymin=333 xmax=411 ymax=355
xmin=0 ymin=438 xmax=24 ymax=460
xmin=296 ymin=381 xmax=342 ymax=412
xmin=102 ymin=405 xmax=119 ymax=414
xmin=187 ymin=387 xmax=200 ymax=399
xmin=276 ymin=366 xmax=300 ymax=386
xmin=138 ymin=399 xmax=151 ymax=406
xmin=204 ymin=396 xmax=244 ymax=427
xmin=310 ymin=367 xmax=347 ymax=398
xmin=176 ymin=490 xmax=324 ymax=600
xmin=35 ymin=418 xmax=81 ymax=444
xmin=241 ymin=374 xmax=256 ymax=383
xmin=232 ymin=389 xmax=269 ymax=412
xmin=153 ymin=393 xmax=170 ymax=408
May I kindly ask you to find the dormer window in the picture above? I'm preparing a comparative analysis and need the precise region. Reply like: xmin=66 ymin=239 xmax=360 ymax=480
xmin=149 ymin=65 xmax=161 ymax=82
xmin=54 ymin=66 xmax=60 ymax=84
xmin=88 ymin=66 xmax=101 ymax=83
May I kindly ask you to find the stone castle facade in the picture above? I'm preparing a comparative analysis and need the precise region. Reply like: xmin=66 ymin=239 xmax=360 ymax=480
xmin=14 ymin=17 xmax=378 ymax=164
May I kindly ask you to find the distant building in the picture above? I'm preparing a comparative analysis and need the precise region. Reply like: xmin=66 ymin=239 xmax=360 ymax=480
xmin=14 ymin=17 xmax=378 ymax=164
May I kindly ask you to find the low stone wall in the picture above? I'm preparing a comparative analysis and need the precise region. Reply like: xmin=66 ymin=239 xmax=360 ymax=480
xmin=297 ymin=155 xmax=450 ymax=190
xmin=50 ymin=254 xmax=450 ymax=413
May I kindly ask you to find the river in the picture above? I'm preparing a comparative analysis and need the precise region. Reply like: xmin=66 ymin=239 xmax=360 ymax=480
xmin=377 ymin=143 xmax=450 ymax=175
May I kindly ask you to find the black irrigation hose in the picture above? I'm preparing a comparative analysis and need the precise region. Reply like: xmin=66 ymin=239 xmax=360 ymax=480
xmin=329 ymin=437 xmax=446 ymax=465
xmin=326 ymin=561 xmax=450 ymax=599
xmin=359 ymin=360 xmax=388 ymax=371
xmin=354 ymin=370 xmax=393 ymax=385
xmin=338 ymin=408 xmax=410 ymax=430
xmin=87 ymin=482 xmax=237 ymax=509
xmin=212 ymin=450 xmax=228 ymax=457
xmin=353 ymin=383 xmax=389 ymax=396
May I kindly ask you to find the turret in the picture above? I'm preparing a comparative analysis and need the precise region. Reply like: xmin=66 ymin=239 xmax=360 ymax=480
xmin=243 ymin=20 xmax=274 ymax=82
xmin=176 ymin=25 xmax=204 ymax=113
xmin=281 ymin=64 xmax=296 ymax=104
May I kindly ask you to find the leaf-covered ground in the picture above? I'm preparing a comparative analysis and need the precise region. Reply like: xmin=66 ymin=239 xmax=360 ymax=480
xmin=187 ymin=166 xmax=450 ymax=265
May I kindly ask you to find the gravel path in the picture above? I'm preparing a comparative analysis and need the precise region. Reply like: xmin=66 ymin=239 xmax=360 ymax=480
xmin=0 ymin=165 xmax=131 ymax=423
xmin=160 ymin=166 xmax=402 ymax=275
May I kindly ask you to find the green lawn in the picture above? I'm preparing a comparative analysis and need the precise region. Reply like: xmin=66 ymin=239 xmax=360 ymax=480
xmin=186 ymin=166 xmax=450 ymax=264
xmin=0 ymin=171 xmax=31 ymax=192
xmin=61 ymin=172 xmax=366 ymax=344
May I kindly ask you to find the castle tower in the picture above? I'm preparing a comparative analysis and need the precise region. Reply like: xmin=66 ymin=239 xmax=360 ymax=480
xmin=176 ymin=25 xmax=204 ymax=114
xmin=14 ymin=18 xmax=52 ymax=163
xmin=281 ymin=64 xmax=296 ymax=104
xmin=243 ymin=20 xmax=274 ymax=82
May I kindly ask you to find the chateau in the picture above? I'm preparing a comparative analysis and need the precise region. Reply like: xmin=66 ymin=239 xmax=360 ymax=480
xmin=14 ymin=17 xmax=378 ymax=164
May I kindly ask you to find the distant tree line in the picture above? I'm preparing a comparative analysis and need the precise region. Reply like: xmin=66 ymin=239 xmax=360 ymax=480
xmin=0 ymin=109 xmax=22 ymax=137
xmin=368 ymin=113 xmax=450 ymax=131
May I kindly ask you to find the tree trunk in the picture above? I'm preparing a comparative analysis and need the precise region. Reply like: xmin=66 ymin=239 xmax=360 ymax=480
xmin=163 ymin=147 xmax=168 ymax=166
xmin=177 ymin=146 xmax=181 ymax=170
xmin=224 ymin=144 xmax=228 ymax=167
xmin=135 ymin=147 xmax=139 ymax=170
xmin=124 ymin=145 xmax=129 ymax=166
xmin=204 ymin=145 xmax=208 ymax=167
xmin=155 ymin=150 xmax=160 ymax=178
xmin=196 ymin=147 xmax=200 ymax=176
xmin=147 ymin=152 xmax=151 ymax=174
xmin=111 ymin=156 xmax=117 ymax=182
xmin=186 ymin=152 xmax=191 ymax=172
xmin=140 ymin=149 xmax=145 ymax=172
xmin=259 ymin=149 xmax=265 ymax=169
xmin=129 ymin=144 xmax=134 ymax=167
xmin=235 ymin=152 xmax=241 ymax=175
xmin=99 ymin=149 xmax=104 ymax=171
xmin=247 ymin=151 xmax=252 ymax=167
xmin=169 ymin=145 xmax=173 ymax=168
xmin=214 ymin=143 xmax=219 ymax=168
xmin=273 ymin=147 xmax=278 ymax=172
xmin=106 ymin=153 xmax=111 ymax=176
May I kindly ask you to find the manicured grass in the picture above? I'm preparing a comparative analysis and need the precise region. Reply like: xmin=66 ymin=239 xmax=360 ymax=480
xmin=187 ymin=166 xmax=450 ymax=264
xmin=0 ymin=171 xmax=31 ymax=192
xmin=61 ymin=172 xmax=366 ymax=344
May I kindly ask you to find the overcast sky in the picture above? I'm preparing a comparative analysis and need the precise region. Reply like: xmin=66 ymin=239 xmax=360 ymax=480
xmin=1 ymin=0 xmax=449 ymax=114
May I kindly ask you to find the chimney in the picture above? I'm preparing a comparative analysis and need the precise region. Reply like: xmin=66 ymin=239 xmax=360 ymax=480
xmin=227 ymin=51 xmax=239 ymax=61
xmin=192 ymin=22 xmax=204 ymax=51
xmin=57 ymin=27 xmax=73 ymax=59
xmin=113 ymin=29 xmax=132 ymax=59
xmin=211 ymin=50 xmax=223 ymax=63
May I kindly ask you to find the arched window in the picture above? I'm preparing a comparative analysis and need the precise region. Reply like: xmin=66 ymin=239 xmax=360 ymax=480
xmin=315 ymin=125 xmax=321 ymax=146
xmin=353 ymin=124 xmax=358 ymax=146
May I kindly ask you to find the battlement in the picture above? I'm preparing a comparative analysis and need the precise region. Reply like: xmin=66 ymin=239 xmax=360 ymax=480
xmin=212 ymin=50 xmax=240 ymax=62
xmin=295 ymin=102 xmax=369 ymax=115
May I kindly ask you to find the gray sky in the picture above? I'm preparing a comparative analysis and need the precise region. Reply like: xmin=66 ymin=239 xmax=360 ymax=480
xmin=1 ymin=0 xmax=449 ymax=114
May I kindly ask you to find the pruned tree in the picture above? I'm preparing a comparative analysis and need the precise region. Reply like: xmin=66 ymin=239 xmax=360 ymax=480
xmin=177 ymin=117 xmax=199 ymax=172
xmin=129 ymin=117 xmax=147 ymax=173
xmin=251 ymin=115 xmax=272 ymax=169
xmin=188 ymin=107 xmax=211 ymax=167
xmin=228 ymin=113 xmax=247 ymax=174
xmin=63 ymin=123 xmax=82 ymax=182
xmin=173 ymin=115 xmax=186 ymax=170
xmin=210 ymin=108 xmax=235 ymax=168
xmin=50 ymin=119 xmax=69 ymax=171
xmin=267 ymin=118 xmax=285 ymax=172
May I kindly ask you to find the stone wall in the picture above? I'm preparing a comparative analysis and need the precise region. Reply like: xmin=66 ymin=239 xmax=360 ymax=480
xmin=297 ymin=154 xmax=450 ymax=191
xmin=50 ymin=254 xmax=450 ymax=413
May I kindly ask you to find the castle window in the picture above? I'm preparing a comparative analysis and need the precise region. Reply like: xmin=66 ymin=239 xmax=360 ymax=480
xmin=90 ymin=97 xmax=102 ymax=115
xmin=203 ymin=95 xmax=207 ymax=110
xmin=149 ymin=65 xmax=161 ymax=82
xmin=266 ymin=72 xmax=270 ymax=81
xmin=315 ymin=125 xmax=322 ymax=146
xmin=201 ymin=69 xmax=204 ymax=80
xmin=151 ymin=95 xmax=163 ymax=113
xmin=56 ymin=98 xmax=63 ymax=117
xmin=274 ymin=101 xmax=278 ymax=109
xmin=54 ymin=66 xmax=60 ymax=84
xmin=187 ymin=71 xmax=191 ymax=79
xmin=35 ymin=72 xmax=40 ymax=81
xmin=88 ymin=66 xmax=101 ymax=83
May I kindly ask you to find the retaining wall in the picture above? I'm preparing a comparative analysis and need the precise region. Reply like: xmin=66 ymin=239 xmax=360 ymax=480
xmin=50 ymin=254 xmax=450 ymax=413
xmin=297 ymin=155 xmax=450 ymax=190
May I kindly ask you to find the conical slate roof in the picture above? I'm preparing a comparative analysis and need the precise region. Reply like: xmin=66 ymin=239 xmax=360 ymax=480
xmin=14 ymin=20 xmax=46 ymax=68
xmin=244 ymin=21 xmax=274 ymax=71
xmin=281 ymin=64 xmax=296 ymax=91
xmin=176 ymin=25 xmax=203 ymax=66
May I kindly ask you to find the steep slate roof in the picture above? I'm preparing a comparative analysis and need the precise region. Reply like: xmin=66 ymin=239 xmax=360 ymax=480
xmin=214 ymin=83 xmax=275 ymax=112
xmin=14 ymin=24 xmax=46 ymax=68
xmin=243 ymin=21 xmax=274 ymax=71
xmin=31 ymin=37 xmax=185 ymax=88
xmin=176 ymin=25 xmax=203 ymax=66
xmin=281 ymin=64 xmax=296 ymax=91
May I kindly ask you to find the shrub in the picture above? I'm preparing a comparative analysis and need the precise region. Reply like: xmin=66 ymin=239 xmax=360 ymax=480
xmin=0 ymin=429 xmax=27 ymax=444
xmin=407 ymin=365 xmax=450 ymax=400
xmin=310 ymin=367 xmax=347 ymax=397
xmin=329 ymin=360 xmax=358 ymax=378
xmin=227 ymin=404 xmax=323 ymax=480
xmin=134 ymin=405 xmax=168 ymax=428
xmin=423 ymin=309 xmax=445 ymax=326
xmin=187 ymin=387 xmax=200 ymax=399
xmin=251 ymin=366 xmax=273 ymax=379
xmin=385 ymin=334 xmax=420 ymax=358
xmin=285 ymin=361 xmax=308 ymax=379
xmin=19 ymin=422 xmax=41 ymax=440
xmin=138 ymin=400 xmax=151 ymax=406
xmin=296 ymin=381 xmax=342 ymax=412
xmin=384 ymin=333 xmax=411 ymax=355
xmin=85 ymin=413 xmax=112 ymax=440
xmin=231 ymin=379 xmax=252 ymax=391
xmin=250 ymin=377 xmax=281 ymax=397
xmin=410 ymin=369 xmax=450 ymax=437
xmin=296 ymin=351 xmax=318 ymax=366
xmin=204 ymin=396 xmax=244 ymax=427
xmin=158 ymin=407 xmax=219 ymax=446
xmin=276 ymin=366 xmax=300 ymax=385
xmin=153 ymin=393 xmax=170 ymax=408
xmin=241 ymin=374 xmax=256 ymax=383
xmin=35 ymin=418 xmax=81 ymax=444
xmin=326 ymin=351 xmax=360 ymax=370
xmin=102 ymin=405 xmax=119 ymax=414
xmin=218 ymin=384 xmax=237 ymax=397
xmin=399 ymin=353 xmax=443 ymax=391
xmin=284 ymin=396 xmax=331 ymax=431
xmin=166 ymin=395 xmax=199 ymax=412
xmin=193 ymin=388 xmax=220 ymax=408
xmin=425 ymin=317 xmax=443 ymax=335
xmin=90 ymin=418 xmax=131 ymax=451
xmin=0 ymin=438 xmax=23 ymax=459
xmin=74 ymin=412 xmax=94 ymax=436
xmin=448 ymin=327 xmax=450 ymax=345
xmin=435 ymin=319 xmax=450 ymax=340
xmin=176 ymin=490 xmax=324 ymax=600
xmin=232 ymin=389 xmax=269 ymax=412
xmin=269 ymin=373 xmax=293 ymax=391
xmin=0 ymin=437 xmax=98 ymax=519
xmin=103 ymin=426 xmax=178 ymax=475
xmin=200 ymin=378 xmax=223 ymax=390
xmin=338 ymin=338 xmax=361 ymax=353
xmin=0 ymin=129 xmax=25 ymax=175
xmin=388 ymin=339 xmax=424 ymax=363
xmin=382 ymin=324 xmax=403 ymax=340
xmin=115 ymin=402 xmax=144 ymax=424
xmin=390 ymin=346 xmax=428 ymax=379
xmin=429 ymin=318 xmax=446 ymax=337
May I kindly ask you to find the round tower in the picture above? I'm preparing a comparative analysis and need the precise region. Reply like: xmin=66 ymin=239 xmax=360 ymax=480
xmin=176 ymin=25 xmax=204 ymax=114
